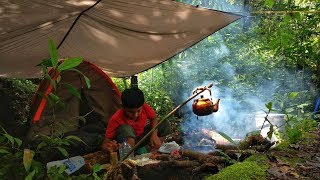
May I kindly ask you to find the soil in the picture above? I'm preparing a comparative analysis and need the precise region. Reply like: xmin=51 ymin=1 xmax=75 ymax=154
xmin=265 ymin=128 xmax=320 ymax=180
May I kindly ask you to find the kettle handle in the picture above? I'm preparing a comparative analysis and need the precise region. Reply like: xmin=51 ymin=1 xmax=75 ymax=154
xmin=192 ymin=86 xmax=212 ymax=99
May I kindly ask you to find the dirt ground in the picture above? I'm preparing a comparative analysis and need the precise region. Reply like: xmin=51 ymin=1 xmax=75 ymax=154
xmin=265 ymin=127 xmax=320 ymax=180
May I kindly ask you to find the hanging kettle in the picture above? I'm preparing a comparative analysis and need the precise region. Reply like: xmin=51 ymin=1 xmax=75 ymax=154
xmin=192 ymin=86 xmax=220 ymax=116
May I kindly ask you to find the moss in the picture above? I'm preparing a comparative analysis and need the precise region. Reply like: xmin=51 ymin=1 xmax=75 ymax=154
xmin=273 ymin=141 xmax=293 ymax=152
xmin=205 ymin=154 xmax=269 ymax=180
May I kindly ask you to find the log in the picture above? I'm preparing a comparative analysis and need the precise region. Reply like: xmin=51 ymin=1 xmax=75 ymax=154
xmin=81 ymin=151 xmax=110 ymax=173
xmin=249 ymin=142 xmax=275 ymax=152
xmin=103 ymin=159 xmax=138 ymax=180
xmin=215 ymin=144 xmax=239 ymax=151
xmin=158 ymin=160 xmax=201 ymax=168
xmin=181 ymin=150 xmax=227 ymax=164
xmin=192 ymin=162 xmax=219 ymax=175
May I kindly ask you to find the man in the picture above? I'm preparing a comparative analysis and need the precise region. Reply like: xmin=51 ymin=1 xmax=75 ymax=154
xmin=101 ymin=87 xmax=171 ymax=154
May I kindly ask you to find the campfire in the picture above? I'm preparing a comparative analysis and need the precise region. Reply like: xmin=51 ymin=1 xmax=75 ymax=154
xmin=80 ymin=130 xmax=274 ymax=179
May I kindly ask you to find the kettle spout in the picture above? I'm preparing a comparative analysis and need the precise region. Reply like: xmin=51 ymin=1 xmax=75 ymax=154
xmin=212 ymin=99 xmax=220 ymax=112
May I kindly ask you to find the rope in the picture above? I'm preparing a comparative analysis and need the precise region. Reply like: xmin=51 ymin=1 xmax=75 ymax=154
xmin=57 ymin=0 xmax=102 ymax=49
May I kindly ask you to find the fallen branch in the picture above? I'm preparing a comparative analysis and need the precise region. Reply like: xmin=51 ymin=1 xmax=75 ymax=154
xmin=159 ymin=160 xmax=201 ymax=168
xmin=192 ymin=162 xmax=219 ymax=175
xmin=181 ymin=150 xmax=227 ymax=164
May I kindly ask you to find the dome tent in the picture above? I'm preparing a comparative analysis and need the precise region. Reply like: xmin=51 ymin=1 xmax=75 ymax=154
xmin=26 ymin=61 xmax=121 ymax=156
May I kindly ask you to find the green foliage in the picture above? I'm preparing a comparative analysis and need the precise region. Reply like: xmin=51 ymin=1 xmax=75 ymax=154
xmin=137 ymin=67 xmax=175 ymax=119
xmin=0 ymin=78 xmax=37 ymax=137
xmin=47 ymin=165 xmax=69 ymax=180
xmin=31 ymin=39 xmax=91 ymax=161
xmin=112 ymin=77 xmax=130 ymax=93
xmin=284 ymin=114 xmax=317 ymax=144
xmin=0 ymin=125 xmax=44 ymax=179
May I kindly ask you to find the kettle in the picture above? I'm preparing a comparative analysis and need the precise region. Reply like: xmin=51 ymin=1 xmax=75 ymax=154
xmin=192 ymin=86 xmax=220 ymax=116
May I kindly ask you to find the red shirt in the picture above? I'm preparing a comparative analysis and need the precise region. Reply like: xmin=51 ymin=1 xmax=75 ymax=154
xmin=105 ymin=103 xmax=156 ymax=139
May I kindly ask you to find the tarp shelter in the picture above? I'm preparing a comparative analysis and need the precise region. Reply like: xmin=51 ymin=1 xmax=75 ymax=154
xmin=26 ymin=61 xmax=122 ymax=156
xmin=0 ymin=0 xmax=242 ymax=78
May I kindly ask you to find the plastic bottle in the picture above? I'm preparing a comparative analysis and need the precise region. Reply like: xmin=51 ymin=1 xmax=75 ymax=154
xmin=119 ymin=138 xmax=134 ymax=160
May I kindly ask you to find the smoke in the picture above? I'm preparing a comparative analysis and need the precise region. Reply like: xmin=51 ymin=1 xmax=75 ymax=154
xmin=180 ymin=80 xmax=260 ymax=140
xmin=162 ymin=0 xmax=316 ymax=150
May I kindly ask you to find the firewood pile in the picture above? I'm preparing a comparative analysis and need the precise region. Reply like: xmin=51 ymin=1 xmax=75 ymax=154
xmin=80 ymin=134 xmax=274 ymax=179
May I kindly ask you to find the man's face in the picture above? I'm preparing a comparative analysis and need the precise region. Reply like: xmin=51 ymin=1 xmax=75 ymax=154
xmin=123 ymin=106 xmax=142 ymax=120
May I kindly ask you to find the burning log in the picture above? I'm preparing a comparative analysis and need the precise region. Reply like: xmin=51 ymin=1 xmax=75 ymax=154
xmin=181 ymin=150 xmax=227 ymax=164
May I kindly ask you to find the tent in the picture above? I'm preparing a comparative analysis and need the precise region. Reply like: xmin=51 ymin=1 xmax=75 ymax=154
xmin=0 ymin=0 xmax=242 ymax=78
xmin=26 ymin=61 xmax=122 ymax=155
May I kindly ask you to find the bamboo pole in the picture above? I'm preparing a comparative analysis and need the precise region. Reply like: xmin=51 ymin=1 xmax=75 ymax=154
xmin=121 ymin=82 xmax=214 ymax=160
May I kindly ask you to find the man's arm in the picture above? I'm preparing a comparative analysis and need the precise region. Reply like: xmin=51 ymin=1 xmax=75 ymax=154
xmin=150 ymin=117 xmax=162 ymax=148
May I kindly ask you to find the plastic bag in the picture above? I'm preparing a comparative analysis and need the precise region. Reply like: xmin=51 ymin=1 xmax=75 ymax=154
xmin=158 ymin=141 xmax=180 ymax=154
xmin=46 ymin=156 xmax=85 ymax=175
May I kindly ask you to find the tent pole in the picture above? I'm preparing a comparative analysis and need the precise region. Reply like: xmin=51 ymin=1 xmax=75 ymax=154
xmin=121 ymin=82 xmax=214 ymax=161
xmin=131 ymin=75 xmax=138 ymax=88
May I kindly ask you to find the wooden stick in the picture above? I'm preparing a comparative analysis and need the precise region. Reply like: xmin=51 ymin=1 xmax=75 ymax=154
xmin=121 ymin=82 xmax=214 ymax=160
xmin=181 ymin=150 xmax=227 ymax=164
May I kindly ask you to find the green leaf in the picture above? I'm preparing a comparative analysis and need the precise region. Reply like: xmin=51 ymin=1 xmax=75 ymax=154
xmin=23 ymin=149 xmax=35 ymax=172
xmin=0 ymin=149 xmax=10 ymax=154
xmin=14 ymin=137 xmax=22 ymax=147
xmin=56 ymin=147 xmax=69 ymax=157
xmin=4 ymin=134 xmax=14 ymax=145
xmin=264 ymin=0 xmax=275 ymax=8
xmin=93 ymin=172 xmax=102 ymax=180
xmin=289 ymin=92 xmax=298 ymax=100
xmin=37 ymin=58 xmax=52 ymax=67
xmin=265 ymin=102 xmax=273 ymax=111
xmin=61 ymin=141 xmax=70 ymax=146
xmin=61 ymin=83 xmax=81 ymax=99
xmin=286 ymin=107 xmax=294 ymax=113
xmin=78 ymin=116 xmax=86 ymax=124
xmin=92 ymin=164 xmax=102 ymax=173
xmin=217 ymin=131 xmax=235 ymax=144
xmin=56 ymin=75 xmax=61 ymax=84
xmin=25 ymin=170 xmax=36 ymax=180
xmin=57 ymin=57 xmax=83 ymax=72
xmin=283 ymin=15 xmax=291 ymax=23
xmin=36 ymin=141 xmax=47 ymax=151
xmin=49 ymin=38 xmax=59 ymax=69
xmin=65 ymin=135 xmax=87 ymax=145
xmin=83 ymin=75 xmax=91 ymax=89
xmin=44 ymin=73 xmax=56 ymax=90
xmin=48 ymin=93 xmax=60 ymax=104
xmin=58 ymin=165 xmax=67 ymax=174
xmin=68 ymin=68 xmax=91 ymax=88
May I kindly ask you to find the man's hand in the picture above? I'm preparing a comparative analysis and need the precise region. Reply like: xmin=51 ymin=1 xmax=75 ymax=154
xmin=150 ymin=134 xmax=162 ymax=149
xmin=102 ymin=139 xmax=120 ymax=153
